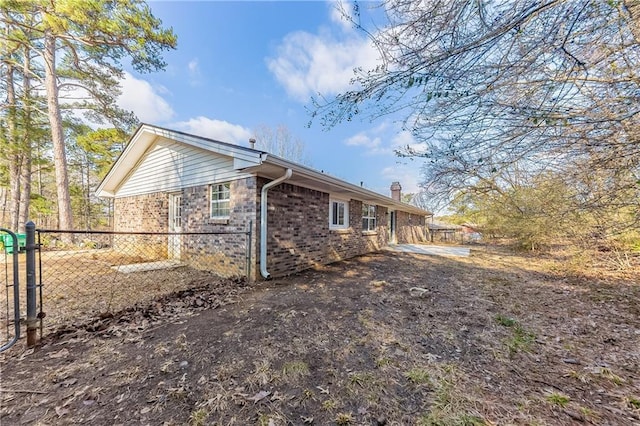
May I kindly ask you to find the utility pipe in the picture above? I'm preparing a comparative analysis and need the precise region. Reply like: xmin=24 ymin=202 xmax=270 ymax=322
xmin=260 ymin=168 xmax=292 ymax=278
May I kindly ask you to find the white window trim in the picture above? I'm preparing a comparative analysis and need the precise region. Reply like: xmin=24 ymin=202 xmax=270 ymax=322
xmin=210 ymin=182 xmax=231 ymax=219
xmin=362 ymin=203 xmax=376 ymax=231
xmin=329 ymin=198 xmax=349 ymax=230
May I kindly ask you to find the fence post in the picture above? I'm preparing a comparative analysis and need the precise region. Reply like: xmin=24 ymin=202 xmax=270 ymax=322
xmin=25 ymin=221 xmax=38 ymax=347
xmin=247 ymin=220 xmax=252 ymax=280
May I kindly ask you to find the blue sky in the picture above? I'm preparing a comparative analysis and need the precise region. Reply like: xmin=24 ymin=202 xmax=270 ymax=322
xmin=117 ymin=1 xmax=424 ymax=197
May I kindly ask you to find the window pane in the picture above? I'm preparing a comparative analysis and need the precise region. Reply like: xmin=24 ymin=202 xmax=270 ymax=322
xmin=211 ymin=182 xmax=231 ymax=217
xmin=338 ymin=203 xmax=344 ymax=224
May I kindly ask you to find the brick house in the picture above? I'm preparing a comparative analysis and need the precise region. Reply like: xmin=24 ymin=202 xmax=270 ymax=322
xmin=96 ymin=124 xmax=431 ymax=280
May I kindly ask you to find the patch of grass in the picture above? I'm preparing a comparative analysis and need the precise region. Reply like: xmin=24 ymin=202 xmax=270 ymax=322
xmin=579 ymin=406 xmax=599 ymax=421
xmin=414 ymin=363 xmax=488 ymax=426
xmin=505 ymin=325 xmax=536 ymax=355
xmin=257 ymin=413 xmax=285 ymax=426
xmin=546 ymin=392 xmax=570 ymax=408
xmin=189 ymin=408 xmax=208 ymax=426
xmin=597 ymin=367 xmax=624 ymax=385
xmin=375 ymin=356 xmax=393 ymax=368
xmin=257 ymin=414 xmax=269 ymax=426
xmin=348 ymin=371 xmax=375 ymax=388
xmin=160 ymin=360 xmax=174 ymax=373
xmin=418 ymin=412 xmax=486 ymax=425
xmin=322 ymin=399 xmax=337 ymax=410
xmin=154 ymin=343 xmax=170 ymax=355
xmin=495 ymin=314 xmax=517 ymax=327
xmin=565 ymin=370 xmax=590 ymax=383
xmin=200 ymin=391 xmax=229 ymax=413
xmin=404 ymin=368 xmax=431 ymax=385
xmin=298 ymin=388 xmax=314 ymax=406
xmin=625 ymin=396 xmax=640 ymax=410
xmin=247 ymin=360 xmax=276 ymax=389
xmin=494 ymin=314 xmax=536 ymax=355
xmin=174 ymin=333 xmax=188 ymax=350
xmin=281 ymin=360 xmax=310 ymax=382
xmin=335 ymin=412 xmax=353 ymax=425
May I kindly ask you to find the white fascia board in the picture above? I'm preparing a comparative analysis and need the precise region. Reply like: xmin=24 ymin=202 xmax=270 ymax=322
xmin=263 ymin=155 xmax=431 ymax=216
xmin=96 ymin=127 xmax=156 ymax=197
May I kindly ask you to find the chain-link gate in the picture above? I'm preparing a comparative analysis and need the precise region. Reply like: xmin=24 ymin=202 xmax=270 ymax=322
xmin=1 ymin=229 xmax=21 ymax=352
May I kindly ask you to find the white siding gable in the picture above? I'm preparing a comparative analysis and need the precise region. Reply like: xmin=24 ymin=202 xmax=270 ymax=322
xmin=115 ymin=137 xmax=252 ymax=197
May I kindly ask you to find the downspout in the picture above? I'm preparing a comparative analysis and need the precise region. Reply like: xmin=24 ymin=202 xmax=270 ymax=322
xmin=260 ymin=168 xmax=293 ymax=278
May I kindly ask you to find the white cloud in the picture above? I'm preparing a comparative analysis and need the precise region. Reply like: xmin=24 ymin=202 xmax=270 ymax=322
xmin=391 ymin=131 xmax=428 ymax=154
xmin=381 ymin=165 xmax=423 ymax=194
xmin=173 ymin=116 xmax=252 ymax=145
xmin=266 ymin=29 xmax=379 ymax=103
xmin=187 ymin=58 xmax=201 ymax=86
xmin=118 ymin=72 xmax=174 ymax=123
xmin=188 ymin=58 xmax=199 ymax=73
xmin=345 ymin=132 xmax=381 ymax=149
xmin=343 ymin=121 xmax=395 ymax=155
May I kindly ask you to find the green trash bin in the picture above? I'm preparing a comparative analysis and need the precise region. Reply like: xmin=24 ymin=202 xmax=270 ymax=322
xmin=2 ymin=233 xmax=26 ymax=254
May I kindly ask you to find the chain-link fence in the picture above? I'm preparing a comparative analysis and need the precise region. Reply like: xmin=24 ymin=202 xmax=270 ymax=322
xmin=0 ymin=230 xmax=21 ymax=352
xmin=35 ymin=228 xmax=251 ymax=335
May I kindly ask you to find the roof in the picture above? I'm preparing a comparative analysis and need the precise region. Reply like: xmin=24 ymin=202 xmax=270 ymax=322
xmin=428 ymin=220 xmax=462 ymax=231
xmin=96 ymin=124 xmax=432 ymax=216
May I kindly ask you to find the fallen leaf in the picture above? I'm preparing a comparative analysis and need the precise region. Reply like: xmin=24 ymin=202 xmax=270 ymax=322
xmin=49 ymin=348 xmax=70 ymax=359
xmin=60 ymin=378 xmax=78 ymax=387
xmin=316 ymin=386 xmax=329 ymax=395
xmin=248 ymin=390 xmax=270 ymax=403
xmin=55 ymin=406 xmax=69 ymax=417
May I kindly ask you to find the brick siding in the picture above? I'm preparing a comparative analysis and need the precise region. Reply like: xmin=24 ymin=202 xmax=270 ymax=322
xmin=113 ymin=177 xmax=257 ymax=279
xmin=258 ymin=179 xmax=424 ymax=277
xmin=114 ymin=177 xmax=427 ymax=280
xmin=395 ymin=210 xmax=428 ymax=243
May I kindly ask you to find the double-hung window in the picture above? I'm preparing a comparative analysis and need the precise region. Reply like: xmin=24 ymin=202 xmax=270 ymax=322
xmin=210 ymin=182 xmax=231 ymax=218
xmin=330 ymin=199 xmax=349 ymax=229
xmin=362 ymin=203 xmax=376 ymax=231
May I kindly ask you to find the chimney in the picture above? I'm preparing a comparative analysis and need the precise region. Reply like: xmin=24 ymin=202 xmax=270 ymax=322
xmin=390 ymin=181 xmax=402 ymax=201
xmin=249 ymin=138 xmax=256 ymax=149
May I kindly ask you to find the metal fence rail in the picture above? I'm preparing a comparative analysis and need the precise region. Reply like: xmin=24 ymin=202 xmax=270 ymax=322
xmin=35 ymin=227 xmax=251 ymax=336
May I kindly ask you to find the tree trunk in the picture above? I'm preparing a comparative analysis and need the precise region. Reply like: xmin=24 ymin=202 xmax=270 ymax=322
xmin=18 ymin=45 xmax=32 ymax=233
xmin=0 ymin=187 xmax=7 ymax=227
xmin=5 ymin=62 xmax=21 ymax=231
xmin=43 ymin=31 xmax=73 ymax=235
xmin=18 ymin=155 xmax=31 ymax=233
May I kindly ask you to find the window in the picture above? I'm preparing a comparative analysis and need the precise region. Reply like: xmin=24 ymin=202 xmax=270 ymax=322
xmin=362 ymin=203 xmax=376 ymax=231
xmin=330 ymin=199 xmax=349 ymax=229
xmin=210 ymin=182 xmax=231 ymax=218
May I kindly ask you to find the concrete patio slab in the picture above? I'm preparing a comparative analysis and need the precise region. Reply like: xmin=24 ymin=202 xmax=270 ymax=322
xmin=385 ymin=244 xmax=470 ymax=257
xmin=111 ymin=260 xmax=184 ymax=274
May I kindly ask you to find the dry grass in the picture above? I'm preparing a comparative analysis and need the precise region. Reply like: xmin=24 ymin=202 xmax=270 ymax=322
xmin=1 ymin=245 xmax=639 ymax=425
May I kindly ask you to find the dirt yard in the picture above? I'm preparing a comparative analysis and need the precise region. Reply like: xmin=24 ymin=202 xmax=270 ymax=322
xmin=1 ymin=246 xmax=639 ymax=425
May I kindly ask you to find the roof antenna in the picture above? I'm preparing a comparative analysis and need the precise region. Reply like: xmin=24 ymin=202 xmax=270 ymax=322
xmin=249 ymin=138 xmax=256 ymax=149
